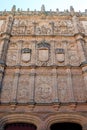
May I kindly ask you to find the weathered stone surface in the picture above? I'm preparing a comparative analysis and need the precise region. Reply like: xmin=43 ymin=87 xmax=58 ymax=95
xmin=0 ymin=7 xmax=87 ymax=130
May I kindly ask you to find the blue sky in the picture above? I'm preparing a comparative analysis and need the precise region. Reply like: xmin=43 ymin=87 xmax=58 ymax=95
xmin=0 ymin=0 xmax=87 ymax=12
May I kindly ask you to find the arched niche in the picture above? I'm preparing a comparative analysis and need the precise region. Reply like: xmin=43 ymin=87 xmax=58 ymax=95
xmin=4 ymin=122 xmax=37 ymax=130
xmin=50 ymin=122 xmax=82 ymax=130
xmin=0 ymin=114 xmax=41 ymax=130
xmin=45 ymin=114 xmax=87 ymax=130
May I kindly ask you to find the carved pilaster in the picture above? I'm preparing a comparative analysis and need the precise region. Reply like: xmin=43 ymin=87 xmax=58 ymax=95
xmin=72 ymin=15 xmax=79 ymax=34
xmin=50 ymin=40 xmax=56 ymax=65
xmin=0 ymin=15 xmax=14 ymax=64
xmin=82 ymin=65 xmax=87 ymax=100
xmin=75 ymin=34 xmax=86 ymax=64
xmin=28 ymin=67 xmax=36 ymax=104
xmin=10 ymin=67 xmax=20 ymax=103
xmin=31 ymin=41 xmax=36 ymax=66
xmin=66 ymin=67 xmax=75 ymax=102
xmin=52 ymin=67 xmax=59 ymax=103
xmin=0 ymin=65 xmax=5 ymax=103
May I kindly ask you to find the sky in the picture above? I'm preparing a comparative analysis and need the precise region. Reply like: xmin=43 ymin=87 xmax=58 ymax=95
xmin=0 ymin=0 xmax=87 ymax=12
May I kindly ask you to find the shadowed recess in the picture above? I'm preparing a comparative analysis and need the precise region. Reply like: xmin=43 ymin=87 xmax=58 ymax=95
xmin=50 ymin=122 xmax=82 ymax=130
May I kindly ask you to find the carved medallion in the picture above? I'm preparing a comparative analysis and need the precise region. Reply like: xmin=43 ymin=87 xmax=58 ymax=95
xmin=55 ymin=48 xmax=65 ymax=63
xmin=36 ymin=83 xmax=52 ymax=99
xmin=21 ymin=48 xmax=31 ymax=63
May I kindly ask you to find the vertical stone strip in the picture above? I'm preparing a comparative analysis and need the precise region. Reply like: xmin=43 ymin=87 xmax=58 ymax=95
xmin=52 ymin=67 xmax=59 ymax=103
xmin=0 ymin=64 xmax=5 ymax=102
xmin=50 ymin=40 xmax=56 ymax=65
xmin=49 ymin=22 xmax=54 ymax=35
xmin=32 ymin=22 xmax=37 ymax=35
xmin=82 ymin=65 xmax=87 ymax=101
xmin=10 ymin=67 xmax=20 ymax=104
xmin=76 ymin=37 xmax=86 ymax=64
xmin=1 ymin=15 xmax=14 ymax=63
xmin=29 ymin=67 xmax=36 ymax=104
xmin=72 ymin=15 xmax=86 ymax=64
xmin=31 ymin=40 xmax=36 ymax=65
xmin=16 ymin=41 xmax=22 ymax=65
xmin=0 ymin=15 xmax=14 ymax=100
xmin=66 ymin=67 xmax=75 ymax=102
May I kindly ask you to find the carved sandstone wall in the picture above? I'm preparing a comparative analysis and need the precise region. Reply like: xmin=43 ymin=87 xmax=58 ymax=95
xmin=0 ymin=5 xmax=87 ymax=130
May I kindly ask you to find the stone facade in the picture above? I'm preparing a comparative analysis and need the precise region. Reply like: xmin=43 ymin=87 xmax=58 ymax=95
xmin=0 ymin=5 xmax=87 ymax=130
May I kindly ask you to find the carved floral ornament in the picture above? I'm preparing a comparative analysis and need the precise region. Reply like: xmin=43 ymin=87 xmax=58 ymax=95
xmin=21 ymin=48 xmax=32 ymax=63
xmin=37 ymin=41 xmax=50 ymax=62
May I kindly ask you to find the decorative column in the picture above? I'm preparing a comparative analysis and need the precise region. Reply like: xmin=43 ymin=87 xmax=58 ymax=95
xmin=0 ymin=64 xmax=5 ymax=102
xmin=0 ymin=15 xmax=14 ymax=99
xmin=28 ymin=67 xmax=36 ymax=104
xmin=0 ymin=15 xmax=14 ymax=63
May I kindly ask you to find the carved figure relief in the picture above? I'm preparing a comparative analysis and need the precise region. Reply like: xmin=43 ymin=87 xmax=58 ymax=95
xmin=68 ymin=42 xmax=80 ymax=66
xmin=36 ymin=25 xmax=51 ymax=35
xmin=12 ymin=19 xmax=33 ymax=35
xmin=54 ymin=20 xmax=74 ymax=34
xmin=55 ymin=48 xmax=65 ymax=63
xmin=21 ymin=48 xmax=32 ymax=63
xmin=81 ymin=21 xmax=87 ymax=34
xmin=0 ymin=20 xmax=6 ymax=33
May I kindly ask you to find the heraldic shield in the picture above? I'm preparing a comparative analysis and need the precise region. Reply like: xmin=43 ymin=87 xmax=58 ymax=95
xmin=21 ymin=48 xmax=31 ymax=63
xmin=37 ymin=40 xmax=50 ymax=62
xmin=55 ymin=48 xmax=65 ymax=63
xmin=38 ymin=49 xmax=49 ymax=62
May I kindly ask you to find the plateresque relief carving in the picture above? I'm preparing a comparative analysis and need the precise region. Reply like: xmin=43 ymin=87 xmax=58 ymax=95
xmin=0 ymin=20 xmax=6 ymax=33
xmin=35 ymin=83 xmax=52 ymax=103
